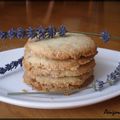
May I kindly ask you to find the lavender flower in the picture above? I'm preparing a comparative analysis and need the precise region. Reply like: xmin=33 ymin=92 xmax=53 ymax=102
xmin=11 ymin=61 xmax=19 ymax=69
xmin=115 ymin=74 xmax=120 ymax=81
xmin=16 ymin=27 xmax=25 ymax=39
xmin=36 ymin=26 xmax=46 ymax=39
xmin=47 ymin=26 xmax=56 ymax=38
xmin=107 ymin=73 xmax=118 ymax=86
xmin=5 ymin=64 xmax=12 ymax=71
xmin=101 ymin=31 xmax=110 ymax=43
xmin=7 ymin=28 xmax=16 ymax=39
xmin=26 ymin=27 xmax=36 ymax=38
xmin=0 ymin=57 xmax=23 ymax=75
xmin=0 ymin=68 xmax=6 ymax=74
xmin=116 ymin=65 xmax=120 ymax=74
xmin=93 ymin=80 xmax=104 ymax=91
xmin=114 ymin=69 xmax=120 ymax=76
xmin=0 ymin=31 xmax=7 ymax=39
xmin=18 ymin=57 xmax=23 ymax=67
xmin=107 ymin=74 xmax=116 ymax=86
xmin=58 ymin=25 xmax=67 ymax=36
xmin=107 ymin=62 xmax=120 ymax=85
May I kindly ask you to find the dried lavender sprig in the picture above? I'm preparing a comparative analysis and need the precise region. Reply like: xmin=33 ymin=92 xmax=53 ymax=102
xmin=92 ymin=62 xmax=120 ymax=91
xmin=107 ymin=62 xmax=120 ymax=85
xmin=58 ymin=25 xmax=67 ymax=36
xmin=0 ymin=25 xmax=67 ymax=40
xmin=93 ymin=80 xmax=105 ymax=91
xmin=71 ymin=31 xmax=120 ymax=42
xmin=7 ymin=85 xmax=93 ymax=96
xmin=0 ymin=57 xmax=23 ymax=75
xmin=0 ymin=26 xmax=120 ymax=42
xmin=75 ymin=31 xmax=110 ymax=43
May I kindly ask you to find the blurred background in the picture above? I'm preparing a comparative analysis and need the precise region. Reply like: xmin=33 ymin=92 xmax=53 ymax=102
xmin=0 ymin=0 xmax=120 ymax=51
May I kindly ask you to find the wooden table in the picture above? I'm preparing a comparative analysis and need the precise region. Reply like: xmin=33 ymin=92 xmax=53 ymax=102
xmin=0 ymin=1 xmax=120 ymax=118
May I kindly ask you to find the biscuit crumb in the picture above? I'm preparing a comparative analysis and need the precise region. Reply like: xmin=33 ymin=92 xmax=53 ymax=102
xmin=21 ymin=89 xmax=28 ymax=92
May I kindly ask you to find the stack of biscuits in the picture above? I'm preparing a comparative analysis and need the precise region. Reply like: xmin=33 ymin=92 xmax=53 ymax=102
xmin=23 ymin=33 xmax=97 ymax=93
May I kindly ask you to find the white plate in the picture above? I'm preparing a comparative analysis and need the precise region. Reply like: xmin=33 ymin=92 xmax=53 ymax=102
xmin=0 ymin=48 xmax=120 ymax=109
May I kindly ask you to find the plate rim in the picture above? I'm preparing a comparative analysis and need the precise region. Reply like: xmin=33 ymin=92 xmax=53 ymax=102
xmin=0 ymin=88 xmax=120 ymax=109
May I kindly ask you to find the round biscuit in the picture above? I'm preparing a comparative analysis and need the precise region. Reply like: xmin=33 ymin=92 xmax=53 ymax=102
xmin=26 ymin=33 xmax=97 ymax=60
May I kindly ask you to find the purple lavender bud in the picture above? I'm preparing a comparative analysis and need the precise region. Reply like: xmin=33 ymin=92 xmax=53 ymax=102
xmin=107 ymin=73 xmax=118 ymax=85
xmin=8 ymin=28 xmax=16 ymax=39
xmin=10 ymin=61 xmax=16 ymax=69
xmin=58 ymin=25 xmax=67 ymax=36
xmin=18 ymin=57 xmax=23 ymax=67
xmin=12 ymin=61 xmax=19 ymax=69
xmin=26 ymin=27 xmax=36 ymax=39
xmin=0 ymin=31 xmax=7 ymax=39
xmin=101 ymin=31 xmax=110 ymax=43
xmin=115 ymin=74 xmax=120 ymax=81
xmin=114 ymin=67 xmax=120 ymax=74
xmin=0 ymin=67 xmax=6 ymax=74
xmin=47 ymin=26 xmax=56 ymax=38
xmin=116 ymin=65 xmax=120 ymax=71
xmin=36 ymin=26 xmax=46 ymax=39
xmin=119 ymin=62 xmax=120 ymax=66
xmin=93 ymin=80 xmax=104 ymax=91
xmin=17 ymin=27 xmax=25 ymax=39
xmin=5 ymin=64 xmax=12 ymax=71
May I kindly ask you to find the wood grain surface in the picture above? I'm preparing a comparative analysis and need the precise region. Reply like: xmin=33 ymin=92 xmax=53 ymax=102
xmin=0 ymin=1 xmax=120 ymax=119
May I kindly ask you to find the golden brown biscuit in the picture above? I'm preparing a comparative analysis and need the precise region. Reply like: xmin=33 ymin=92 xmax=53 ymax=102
xmin=23 ymin=59 xmax=95 ymax=77
xmin=23 ymin=47 xmax=93 ymax=71
xmin=24 ymin=71 xmax=93 ymax=93
xmin=26 ymin=33 xmax=97 ymax=60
